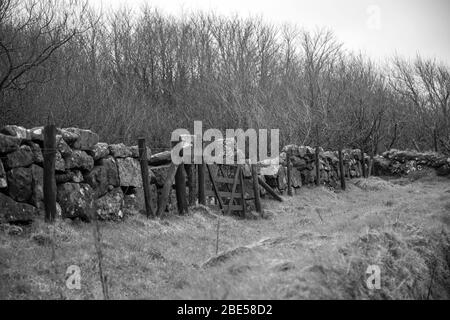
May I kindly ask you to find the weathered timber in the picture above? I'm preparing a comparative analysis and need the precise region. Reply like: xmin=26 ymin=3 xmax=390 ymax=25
xmin=138 ymin=138 xmax=154 ymax=218
xmin=43 ymin=124 xmax=57 ymax=223
xmin=251 ymin=164 xmax=262 ymax=213
xmin=206 ymin=164 xmax=224 ymax=212
xmin=148 ymin=150 xmax=171 ymax=166
xmin=287 ymin=150 xmax=293 ymax=196
xmin=258 ymin=176 xmax=283 ymax=202
xmin=338 ymin=149 xmax=346 ymax=190
xmin=156 ymin=163 xmax=179 ymax=216
xmin=315 ymin=146 xmax=320 ymax=186
xmin=226 ymin=165 xmax=242 ymax=215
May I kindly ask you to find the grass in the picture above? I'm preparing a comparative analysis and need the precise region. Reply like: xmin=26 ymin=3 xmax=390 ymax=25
xmin=0 ymin=174 xmax=449 ymax=299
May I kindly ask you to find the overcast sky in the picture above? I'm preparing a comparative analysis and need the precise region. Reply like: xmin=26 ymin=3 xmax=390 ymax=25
xmin=91 ymin=0 xmax=450 ymax=65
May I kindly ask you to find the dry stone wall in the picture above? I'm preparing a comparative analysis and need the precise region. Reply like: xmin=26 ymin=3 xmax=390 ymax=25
xmin=260 ymin=145 xmax=369 ymax=193
xmin=373 ymin=149 xmax=450 ymax=176
xmin=2 ymin=124 xmax=449 ymax=224
xmin=0 ymin=125 xmax=164 ymax=224
xmin=260 ymin=146 xmax=450 ymax=195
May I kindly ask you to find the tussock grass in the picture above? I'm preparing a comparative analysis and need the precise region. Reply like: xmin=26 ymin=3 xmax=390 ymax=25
xmin=354 ymin=177 xmax=396 ymax=191
xmin=407 ymin=168 xmax=437 ymax=182
xmin=0 ymin=176 xmax=449 ymax=299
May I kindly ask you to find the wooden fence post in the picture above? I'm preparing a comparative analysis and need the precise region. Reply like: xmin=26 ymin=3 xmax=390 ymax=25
xmin=175 ymin=164 xmax=188 ymax=214
xmin=239 ymin=167 xmax=247 ymax=217
xmin=251 ymin=164 xmax=262 ymax=213
xmin=287 ymin=150 xmax=293 ymax=196
xmin=373 ymin=152 xmax=378 ymax=176
xmin=360 ymin=149 xmax=366 ymax=178
xmin=338 ymin=149 xmax=346 ymax=191
xmin=198 ymin=163 xmax=206 ymax=205
xmin=43 ymin=122 xmax=57 ymax=223
xmin=185 ymin=164 xmax=196 ymax=206
xmin=315 ymin=146 xmax=320 ymax=186
xmin=197 ymin=137 xmax=206 ymax=205
xmin=171 ymin=138 xmax=188 ymax=215
xmin=138 ymin=138 xmax=154 ymax=218
xmin=368 ymin=150 xmax=374 ymax=177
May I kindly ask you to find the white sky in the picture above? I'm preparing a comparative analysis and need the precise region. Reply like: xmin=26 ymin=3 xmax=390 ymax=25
xmin=90 ymin=0 xmax=450 ymax=65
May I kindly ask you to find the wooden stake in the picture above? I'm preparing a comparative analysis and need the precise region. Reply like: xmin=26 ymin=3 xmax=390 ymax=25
xmin=287 ymin=150 xmax=293 ymax=196
xmin=185 ymin=164 xmax=196 ymax=206
xmin=43 ymin=123 xmax=57 ymax=223
xmin=360 ymin=149 xmax=366 ymax=178
xmin=251 ymin=164 xmax=262 ymax=213
xmin=138 ymin=138 xmax=154 ymax=218
xmin=93 ymin=212 xmax=109 ymax=299
xmin=338 ymin=149 xmax=346 ymax=191
xmin=198 ymin=162 xmax=206 ymax=205
xmin=373 ymin=153 xmax=379 ymax=176
xmin=239 ymin=168 xmax=246 ymax=217
xmin=315 ymin=146 xmax=320 ymax=186
xmin=172 ymin=138 xmax=188 ymax=215
xmin=175 ymin=164 xmax=188 ymax=215
xmin=368 ymin=152 xmax=374 ymax=177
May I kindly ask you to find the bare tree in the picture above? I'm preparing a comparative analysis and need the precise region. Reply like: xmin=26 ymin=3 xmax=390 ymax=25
xmin=300 ymin=29 xmax=342 ymax=146
xmin=0 ymin=0 xmax=89 ymax=93
xmin=1 ymin=3 xmax=448 ymax=154
xmin=390 ymin=55 xmax=450 ymax=152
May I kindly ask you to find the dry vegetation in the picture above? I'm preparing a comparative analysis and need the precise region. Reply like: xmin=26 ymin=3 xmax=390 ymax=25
xmin=1 ymin=0 xmax=449 ymax=154
xmin=1 ymin=174 xmax=449 ymax=300
xmin=1 ymin=1 xmax=450 ymax=299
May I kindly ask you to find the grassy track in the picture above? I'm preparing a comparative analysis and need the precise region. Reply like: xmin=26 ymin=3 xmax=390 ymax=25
xmin=1 ymin=174 xmax=449 ymax=299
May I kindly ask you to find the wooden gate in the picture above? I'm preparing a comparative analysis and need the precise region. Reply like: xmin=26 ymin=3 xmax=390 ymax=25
xmin=205 ymin=164 xmax=254 ymax=216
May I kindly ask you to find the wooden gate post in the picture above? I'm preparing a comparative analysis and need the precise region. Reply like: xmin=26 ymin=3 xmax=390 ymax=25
xmin=138 ymin=138 xmax=154 ymax=218
xmin=175 ymin=165 xmax=188 ymax=214
xmin=251 ymin=164 xmax=262 ymax=213
xmin=43 ymin=122 xmax=57 ymax=223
